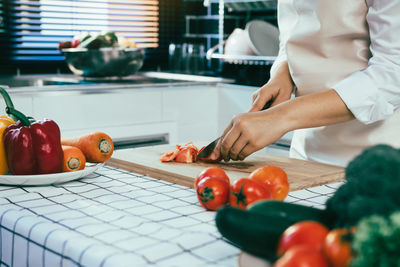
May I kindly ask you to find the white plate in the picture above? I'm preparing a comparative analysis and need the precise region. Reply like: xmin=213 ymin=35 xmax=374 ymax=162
xmin=245 ymin=20 xmax=280 ymax=57
xmin=0 ymin=163 xmax=104 ymax=186
xmin=237 ymin=252 xmax=271 ymax=267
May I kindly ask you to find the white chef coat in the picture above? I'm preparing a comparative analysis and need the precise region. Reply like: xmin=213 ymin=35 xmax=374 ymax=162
xmin=271 ymin=0 xmax=400 ymax=167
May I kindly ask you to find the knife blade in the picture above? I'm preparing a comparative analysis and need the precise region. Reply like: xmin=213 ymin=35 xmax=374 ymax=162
xmin=197 ymin=99 xmax=274 ymax=160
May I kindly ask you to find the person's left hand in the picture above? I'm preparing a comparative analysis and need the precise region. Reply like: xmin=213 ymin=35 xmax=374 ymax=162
xmin=209 ymin=108 xmax=288 ymax=161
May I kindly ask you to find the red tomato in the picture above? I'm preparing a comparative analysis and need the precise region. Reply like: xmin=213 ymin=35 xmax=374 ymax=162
xmin=196 ymin=177 xmax=229 ymax=210
xmin=273 ymin=246 xmax=329 ymax=267
xmin=249 ymin=165 xmax=289 ymax=201
xmin=160 ymin=150 xmax=179 ymax=162
xmin=277 ymin=221 xmax=329 ymax=256
xmin=194 ymin=167 xmax=230 ymax=189
xmin=323 ymin=228 xmax=354 ymax=267
xmin=229 ymin=178 xmax=272 ymax=209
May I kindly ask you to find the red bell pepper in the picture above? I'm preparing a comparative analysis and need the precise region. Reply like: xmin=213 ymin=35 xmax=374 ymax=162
xmin=0 ymin=87 xmax=63 ymax=175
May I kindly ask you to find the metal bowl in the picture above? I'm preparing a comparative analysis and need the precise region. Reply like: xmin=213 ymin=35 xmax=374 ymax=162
xmin=62 ymin=47 xmax=145 ymax=77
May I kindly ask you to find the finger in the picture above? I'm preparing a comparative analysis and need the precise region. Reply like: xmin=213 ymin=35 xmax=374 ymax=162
xmin=209 ymin=138 xmax=222 ymax=161
xmin=270 ymin=91 xmax=291 ymax=107
xmin=249 ymin=95 xmax=269 ymax=112
xmin=229 ymin=135 xmax=249 ymax=161
xmin=220 ymin=126 xmax=241 ymax=162
xmin=238 ymin=143 xmax=257 ymax=161
xmin=210 ymin=121 xmax=233 ymax=160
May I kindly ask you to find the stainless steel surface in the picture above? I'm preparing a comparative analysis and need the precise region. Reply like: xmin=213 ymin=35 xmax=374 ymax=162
xmin=197 ymin=137 xmax=220 ymax=159
xmin=61 ymin=47 xmax=145 ymax=77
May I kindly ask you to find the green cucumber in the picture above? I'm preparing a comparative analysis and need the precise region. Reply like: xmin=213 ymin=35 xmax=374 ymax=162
xmin=216 ymin=206 xmax=292 ymax=261
xmin=248 ymin=200 xmax=335 ymax=228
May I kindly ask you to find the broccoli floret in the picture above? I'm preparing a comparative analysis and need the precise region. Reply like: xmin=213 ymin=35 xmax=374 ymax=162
xmin=325 ymin=144 xmax=400 ymax=227
xmin=351 ymin=212 xmax=400 ymax=267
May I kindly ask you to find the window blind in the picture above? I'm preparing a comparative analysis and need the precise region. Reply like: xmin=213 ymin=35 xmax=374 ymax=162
xmin=4 ymin=0 xmax=159 ymax=61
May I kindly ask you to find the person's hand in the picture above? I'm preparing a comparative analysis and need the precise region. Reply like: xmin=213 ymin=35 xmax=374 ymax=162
xmin=249 ymin=79 xmax=293 ymax=112
xmin=209 ymin=107 xmax=288 ymax=161
xmin=249 ymin=61 xmax=294 ymax=112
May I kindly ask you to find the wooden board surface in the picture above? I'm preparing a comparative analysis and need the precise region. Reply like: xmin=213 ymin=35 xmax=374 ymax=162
xmin=107 ymin=144 xmax=344 ymax=190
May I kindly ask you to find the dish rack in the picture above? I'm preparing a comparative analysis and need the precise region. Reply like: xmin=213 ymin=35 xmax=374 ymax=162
xmin=206 ymin=41 xmax=276 ymax=65
xmin=204 ymin=0 xmax=277 ymax=66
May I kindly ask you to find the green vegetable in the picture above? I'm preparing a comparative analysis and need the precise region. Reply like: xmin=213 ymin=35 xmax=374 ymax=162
xmin=216 ymin=205 xmax=288 ymax=261
xmin=215 ymin=201 xmax=332 ymax=261
xmin=77 ymin=32 xmax=119 ymax=49
xmin=248 ymin=200 xmax=334 ymax=228
xmin=351 ymin=211 xmax=400 ymax=267
xmin=325 ymin=144 xmax=400 ymax=227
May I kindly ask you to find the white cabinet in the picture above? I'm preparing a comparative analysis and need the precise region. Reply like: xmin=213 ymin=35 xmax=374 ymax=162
xmin=0 ymin=93 xmax=34 ymax=119
xmin=162 ymin=85 xmax=219 ymax=143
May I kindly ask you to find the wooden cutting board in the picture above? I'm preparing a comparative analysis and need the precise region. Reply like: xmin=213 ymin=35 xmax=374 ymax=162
xmin=107 ymin=144 xmax=344 ymax=191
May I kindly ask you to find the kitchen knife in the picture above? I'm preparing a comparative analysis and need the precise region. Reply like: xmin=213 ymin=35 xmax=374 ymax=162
xmin=197 ymin=99 xmax=274 ymax=160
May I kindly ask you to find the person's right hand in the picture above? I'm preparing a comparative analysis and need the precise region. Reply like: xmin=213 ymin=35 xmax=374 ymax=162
xmin=249 ymin=61 xmax=294 ymax=112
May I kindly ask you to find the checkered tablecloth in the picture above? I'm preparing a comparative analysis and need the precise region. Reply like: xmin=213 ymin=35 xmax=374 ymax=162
xmin=0 ymin=165 xmax=343 ymax=267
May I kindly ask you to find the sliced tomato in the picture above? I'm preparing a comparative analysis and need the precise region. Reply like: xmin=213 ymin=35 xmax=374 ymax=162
xmin=160 ymin=150 xmax=179 ymax=162
xmin=175 ymin=148 xmax=197 ymax=163
xmin=229 ymin=178 xmax=272 ymax=209
xmin=161 ymin=142 xmax=200 ymax=163
xmin=197 ymin=177 xmax=229 ymax=210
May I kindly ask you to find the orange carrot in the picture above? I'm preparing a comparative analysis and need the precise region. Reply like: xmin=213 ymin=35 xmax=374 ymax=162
xmin=61 ymin=132 xmax=114 ymax=163
xmin=62 ymin=145 xmax=86 ymax=172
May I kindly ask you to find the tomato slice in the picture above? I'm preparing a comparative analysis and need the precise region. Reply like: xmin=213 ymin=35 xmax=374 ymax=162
xmin=175 ymin=148 xmax=197 ymax=163
xmin=160 ymin=150 xmax=179 ymax=162
xmin=160 ymin=142 xmax=201 ymax=163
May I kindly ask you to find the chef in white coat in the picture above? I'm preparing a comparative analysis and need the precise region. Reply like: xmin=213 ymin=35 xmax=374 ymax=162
xmin=211 ymin=0 xmax=400 ymax=167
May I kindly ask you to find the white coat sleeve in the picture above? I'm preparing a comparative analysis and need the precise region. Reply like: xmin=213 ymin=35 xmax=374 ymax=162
xmin=332 ymin=0 xmax=400 ymax=124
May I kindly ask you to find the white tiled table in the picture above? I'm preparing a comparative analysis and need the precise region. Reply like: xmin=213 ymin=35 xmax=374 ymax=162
xmin=0 ymin=165 xmax=343 ymax=267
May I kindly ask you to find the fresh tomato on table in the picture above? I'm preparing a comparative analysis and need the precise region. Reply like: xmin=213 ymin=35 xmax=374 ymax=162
xmin=229 ymin=178 xmax=272 ymax=209
xmin=277 ymin=220 xmax=329 ymax=256
xmin=249 ymin=165 xmax=289 ymax=201
xmin=274 ymin=246 xmax=329 ymax=267
xmin=197 ymin=177 xmax=229 ymax=210
xmin=323 ymin=228 xmax=354 ymax=267
xmin=194 ymin=167 xmax=230 ymax=189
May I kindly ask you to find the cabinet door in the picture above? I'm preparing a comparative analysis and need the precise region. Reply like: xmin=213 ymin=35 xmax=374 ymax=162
xmin=162 ymin=85 xmax=219 ymax=143
xmin=32 ymin=90 xmax=163 ymax=137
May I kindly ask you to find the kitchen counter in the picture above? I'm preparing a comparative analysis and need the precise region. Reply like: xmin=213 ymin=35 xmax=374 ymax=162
xmin=0 ymin=165 xmax=343 ymax=267
xmin=0 ymin=72 xmax=235 ymax=95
